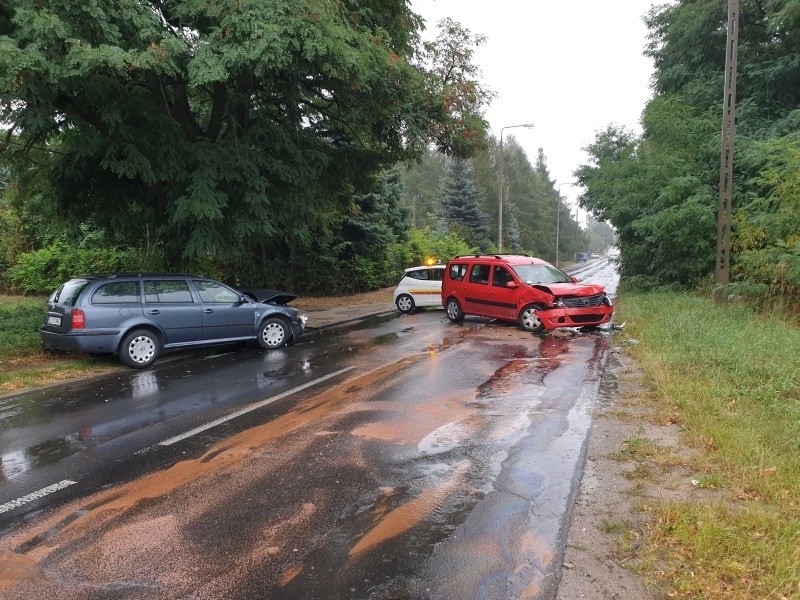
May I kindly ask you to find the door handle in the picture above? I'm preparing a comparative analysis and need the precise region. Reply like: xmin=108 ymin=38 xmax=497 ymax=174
xmin=203 ymin=309 xmax=214 ymax=314
xmin=148 ymin=310 xmax=160 ymax=315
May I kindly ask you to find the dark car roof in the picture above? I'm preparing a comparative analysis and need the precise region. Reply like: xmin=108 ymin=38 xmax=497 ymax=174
xmin=76 ymin=273 xmax=202 ymax=280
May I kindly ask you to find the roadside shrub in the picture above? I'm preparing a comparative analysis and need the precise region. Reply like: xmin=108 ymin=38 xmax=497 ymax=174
xmin=7 ymin=243 xmax=167 ymax=294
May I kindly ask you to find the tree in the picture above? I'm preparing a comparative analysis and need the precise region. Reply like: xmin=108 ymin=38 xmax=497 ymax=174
xmin=439 ymin=158 xmax=490 ymax=250
xmin=420 ymin=18 xmax=496 ymax=158
xmin=400 ymin=149 xmax=447 ymax=229
xmin=0 ymin=1 xmax=492 ymax=268
xmin=580 ymin=0 xmax=800 ymax=294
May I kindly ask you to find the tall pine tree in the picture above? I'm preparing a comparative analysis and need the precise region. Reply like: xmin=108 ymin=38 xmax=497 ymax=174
xmin=439 ymin=158 xmax=490 ymax=251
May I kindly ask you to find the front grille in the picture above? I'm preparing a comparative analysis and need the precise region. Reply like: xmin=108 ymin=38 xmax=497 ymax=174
xmin=571 ymin=314 xmax=605 ymax=323
xmin=562 ymin=293 xmax=605 ymax=308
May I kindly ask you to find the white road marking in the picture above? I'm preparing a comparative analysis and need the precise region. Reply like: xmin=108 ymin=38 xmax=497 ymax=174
xmin=158 ymin=366 xmax=356 ymax=447
xmin=0 ymin=480 xmax=77 ymax=514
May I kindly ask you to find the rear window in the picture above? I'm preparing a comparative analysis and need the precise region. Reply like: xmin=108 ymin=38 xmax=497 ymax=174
xmin=91 ymin=281 xmax=141 ymax=304
xmin=51 ymin=279 xmax=91 ymax=306
xmin=448 ymin=264 xmax=468 ymax=281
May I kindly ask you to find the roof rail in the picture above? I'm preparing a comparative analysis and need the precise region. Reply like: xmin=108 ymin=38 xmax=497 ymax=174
xmin=450 ymin=253 xmax=533 ymax=260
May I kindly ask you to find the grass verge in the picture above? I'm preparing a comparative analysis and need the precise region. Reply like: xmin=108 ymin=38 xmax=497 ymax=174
xmin=0 ymin=295 xmax=121 ymax=393
xmin=619 ymin=291 xmax=800 ymax=599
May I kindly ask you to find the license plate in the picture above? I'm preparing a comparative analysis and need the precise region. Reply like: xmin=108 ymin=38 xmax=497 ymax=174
xmin=47 ymin=316 xmax=62 ymax=326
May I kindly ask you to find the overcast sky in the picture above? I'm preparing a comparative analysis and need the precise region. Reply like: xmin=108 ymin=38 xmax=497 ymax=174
xmin=411 ymin=0 xmax=661 ymax=208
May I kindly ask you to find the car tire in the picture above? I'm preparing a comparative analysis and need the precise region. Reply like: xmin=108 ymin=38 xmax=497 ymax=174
xmin=120 ymin=329 xmax=161 ymax=368
xmin=395 ymin=294 xmax=415 ymax=314
xmin=518 ymin=304 xmax=546 ymax=333
xmin=258 ymin=317 xmax=290 ymax=349
xmin=445 ymin=297 xmax=464 ymax=323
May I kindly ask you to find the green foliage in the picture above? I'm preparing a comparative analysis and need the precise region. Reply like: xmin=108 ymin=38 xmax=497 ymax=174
xmin=406 ymin=226 xmax=475 ymax=264
xmin=0 ymin=295 xmax=44 ymax=358
xmin=577 ymin=100 xmax=726 ymax=287
xmin=582 ymin=0 xmax=800 ymax=303
xmin=400 ymin=149 xmax=447 ymax=229
xmin=0 ymin=1 xmax=492 ymax=268
xmin=421 ymin=18 xmax=495 ymax=157
xmin=733 ymin=134 xmax=800 ymax=302
xmin=7 ymin=243 xmax=166 ymax=294
xmin=439 ymin=158 xmax=490 ymax=250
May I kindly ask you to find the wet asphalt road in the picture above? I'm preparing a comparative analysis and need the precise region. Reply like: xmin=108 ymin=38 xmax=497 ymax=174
xmin=0 ymin=260 xmax=619 ymax=599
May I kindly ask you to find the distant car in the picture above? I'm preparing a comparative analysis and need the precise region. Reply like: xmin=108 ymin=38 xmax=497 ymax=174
xmin=590 ymin=252 xmax=600 ymax=259
xmin=576 ymin=252 xmax=588 ymax=262
xmin=441 ymin=254 xmax=613 ymax=332
xmin=40 ymin=274 xmax=308 ymax=368
xmin=393 ymin=265 xmax=445 ymax=313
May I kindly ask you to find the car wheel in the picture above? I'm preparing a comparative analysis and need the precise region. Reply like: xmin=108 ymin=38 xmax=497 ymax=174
xmin=445 ymin=298 xmax=464 ymax=323
xmin=258 ymin=317 xmax=290 ymax=349
xmin=396 ymin=294 xmax=415 ymax=314
xmin=518 ymin=304 xmax=546 ymax=333
xmin=120 ymin=329 xmax=161 ymax=368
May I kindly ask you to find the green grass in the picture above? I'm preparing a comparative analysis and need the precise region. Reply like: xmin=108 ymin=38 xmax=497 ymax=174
xmin=0 ymin=295 xmax=120 ymax=392
xmin=619 ymin=290 xmax=800 ymax=599
xmin=0 ymin=295 xmax=47 ymax=358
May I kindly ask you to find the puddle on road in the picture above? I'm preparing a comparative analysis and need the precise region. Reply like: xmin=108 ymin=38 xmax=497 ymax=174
xmin=1 ymin=326 xmax=613 ymax=599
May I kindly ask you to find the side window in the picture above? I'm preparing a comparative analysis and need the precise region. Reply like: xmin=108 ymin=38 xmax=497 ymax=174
xmin=194 ymin=280 xmax=240 ymax=304
xmin=91 ymin=281 xmax=141 ymax=304
xmin=448 ymin=264 xmax=468 ymax=281
xmin=469 ymin=264 xmax=490 ymax=285
xmin=492 ymin=266 xmax=513 ymax=287
xmin=144 ymin=280 xmax=194 ymax=303
xmin=408 ymin=270 xmax=428 ymax=280
xmin=432 ymin=268 xmax=444 ymax=281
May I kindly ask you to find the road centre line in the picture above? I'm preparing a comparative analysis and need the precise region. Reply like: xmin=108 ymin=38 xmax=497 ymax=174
xmin=158 ymin=366 xmax=356 ymax=447
xmin=0 ymin=480 xmax=77 ymax=514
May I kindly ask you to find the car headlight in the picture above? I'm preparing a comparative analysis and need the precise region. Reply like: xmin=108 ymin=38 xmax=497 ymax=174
xmin=554 ymin=298 xmax=565 ymax=307
xmin=602 ymin=295 xmax=612 ymax=307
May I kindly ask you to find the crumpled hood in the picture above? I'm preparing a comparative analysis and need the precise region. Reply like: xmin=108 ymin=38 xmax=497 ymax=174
xmin=530 ymin=282 xmax=606 ymax=297
xmin=239 ymin=288 xmax=297 ymax=305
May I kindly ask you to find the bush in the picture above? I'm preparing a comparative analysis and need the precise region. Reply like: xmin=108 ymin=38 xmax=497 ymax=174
xmin=7 ymin=243 xmax=167 ymax=294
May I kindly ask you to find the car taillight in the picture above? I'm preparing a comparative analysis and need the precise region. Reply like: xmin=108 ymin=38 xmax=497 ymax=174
xmin=72 ymin=308 xmax=85 ymax=330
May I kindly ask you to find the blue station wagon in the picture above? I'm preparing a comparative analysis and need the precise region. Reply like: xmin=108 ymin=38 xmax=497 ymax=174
xmin=40 ymin=274 xmax=308 ymax=368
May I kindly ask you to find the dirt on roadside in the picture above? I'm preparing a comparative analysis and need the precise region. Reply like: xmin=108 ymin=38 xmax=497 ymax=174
xmin=556 ymin=344 xmax=706 ymax=600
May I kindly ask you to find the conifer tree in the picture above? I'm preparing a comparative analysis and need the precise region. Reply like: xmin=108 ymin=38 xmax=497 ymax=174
xmin=439 ymin=158 xmax=490 ymax=251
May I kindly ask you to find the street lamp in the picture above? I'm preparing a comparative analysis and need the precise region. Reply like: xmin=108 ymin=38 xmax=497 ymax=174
xmin=498 ymin=123 xmax=534 ymax=252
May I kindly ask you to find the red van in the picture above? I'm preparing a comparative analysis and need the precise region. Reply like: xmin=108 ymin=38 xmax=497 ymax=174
xmin=441 ymin=254 xmax=613 ymax=333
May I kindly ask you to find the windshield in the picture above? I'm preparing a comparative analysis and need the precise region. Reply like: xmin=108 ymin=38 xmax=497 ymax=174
xmin=511 ymin=264 xmax=572 ymax=284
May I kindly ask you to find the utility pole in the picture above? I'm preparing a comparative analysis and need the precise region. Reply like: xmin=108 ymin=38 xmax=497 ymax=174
xmin=717 ymin=0 xmax=739 ymax=284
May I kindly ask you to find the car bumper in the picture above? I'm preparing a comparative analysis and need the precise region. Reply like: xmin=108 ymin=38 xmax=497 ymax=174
xmin=291 ymin=316 xmax=307 ymax=341
xmin=537 ymin=305 xmax=614 ymax=330
xmin=40 ymin=328 xmax=122 ymax=354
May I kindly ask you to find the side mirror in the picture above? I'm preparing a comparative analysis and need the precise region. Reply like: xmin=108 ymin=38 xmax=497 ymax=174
xmin=505 ymin=281 xmax=518 ymax=289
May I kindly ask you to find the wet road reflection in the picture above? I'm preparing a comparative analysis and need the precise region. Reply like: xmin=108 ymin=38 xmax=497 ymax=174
xmin=0 ymin=262 xmax=620 ymax=598
xmin=273 ymin=329 xmax=610 ymax=600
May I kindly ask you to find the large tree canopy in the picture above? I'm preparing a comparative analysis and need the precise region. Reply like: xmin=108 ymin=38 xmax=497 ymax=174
xmin=578 ymin=0 xmax=799 ymax=296
xmin=0 ymin=0 xmax=490 ymax=264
